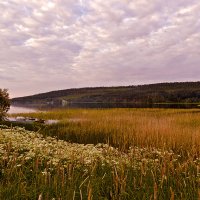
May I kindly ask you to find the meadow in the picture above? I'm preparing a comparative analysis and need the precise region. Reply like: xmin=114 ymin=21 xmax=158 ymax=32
xmin=0 ymin=108 xmax=200 ymax=199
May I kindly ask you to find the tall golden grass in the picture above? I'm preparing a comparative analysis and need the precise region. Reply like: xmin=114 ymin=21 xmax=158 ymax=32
xmin=5 ymin=108 xmax=199 ymax=199
xmin=15 ymin=108 xmax=200 ymax=152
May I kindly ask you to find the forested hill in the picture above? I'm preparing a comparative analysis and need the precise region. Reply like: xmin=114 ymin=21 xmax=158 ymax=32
xmin=12 ymin=82 xmax=200 ymax=106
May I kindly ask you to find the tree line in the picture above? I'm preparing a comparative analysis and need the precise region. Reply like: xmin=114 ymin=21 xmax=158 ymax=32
xmin=12 ymin=82 xmax=200 ymax=106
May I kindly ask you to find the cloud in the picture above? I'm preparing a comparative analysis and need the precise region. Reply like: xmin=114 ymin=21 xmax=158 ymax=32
xmin=0 ymin=0 xmax=200 ymax=97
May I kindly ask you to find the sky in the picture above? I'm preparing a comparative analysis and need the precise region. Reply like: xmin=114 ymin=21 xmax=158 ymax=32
xmin=0 ymin=0 xmax=200 ymax=98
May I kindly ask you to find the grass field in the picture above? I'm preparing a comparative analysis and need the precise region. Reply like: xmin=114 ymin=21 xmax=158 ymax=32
xmin=1 ymin=108 xmax=200 ymax=199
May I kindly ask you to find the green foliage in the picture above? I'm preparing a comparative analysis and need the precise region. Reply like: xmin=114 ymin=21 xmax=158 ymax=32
xmin=0 ymin=89 xmax=10 ymax=121
xmin=12 ymin=82 xmax=200 ymax=107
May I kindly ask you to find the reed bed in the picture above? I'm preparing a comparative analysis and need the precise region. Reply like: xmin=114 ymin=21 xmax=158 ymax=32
xmin=15 ymin=108 xmax=200 ymax=152
xmin=4 ymin=108 xmax=200 ymax=199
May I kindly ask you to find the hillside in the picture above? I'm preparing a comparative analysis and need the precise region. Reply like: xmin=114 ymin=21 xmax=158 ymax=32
xmin=12 ymin=82 xmax=200 ymax=107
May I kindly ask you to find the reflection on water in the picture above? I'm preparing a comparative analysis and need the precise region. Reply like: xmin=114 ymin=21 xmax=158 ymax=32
xmin=55 ymin=102 xmax=200 ymax=109
xmin=8 ymin=106 xmax=58 ymax=125
xmin=9 ymin=103 xmax=200 ymax=113
xmin=8 ymin=106 xmax=37 ymax=114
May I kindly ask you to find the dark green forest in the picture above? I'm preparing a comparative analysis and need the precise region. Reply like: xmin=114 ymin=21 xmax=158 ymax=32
xmin=12 ymin=82 xmax=200 ymax=107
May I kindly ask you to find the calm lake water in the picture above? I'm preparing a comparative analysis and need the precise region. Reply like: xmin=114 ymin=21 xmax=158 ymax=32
xmin=8 ymin=103 xmax=200 ymax=114
xmin=8 ymin=106 xmax=37 ymax=114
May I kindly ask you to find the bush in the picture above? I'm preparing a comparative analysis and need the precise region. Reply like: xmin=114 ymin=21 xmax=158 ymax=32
xmin=0 ymin=89 xmax=10 ymax=121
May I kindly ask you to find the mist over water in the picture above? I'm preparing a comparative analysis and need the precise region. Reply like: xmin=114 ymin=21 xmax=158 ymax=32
xmin=8 ymin=106 xmax=37 ymax=114
xmin=8 ymin=103 xmax=200 ymax=114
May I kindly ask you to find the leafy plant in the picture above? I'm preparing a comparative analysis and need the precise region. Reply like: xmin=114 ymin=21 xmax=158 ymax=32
xmin=0 ymin=89 xmax=10 ymax=121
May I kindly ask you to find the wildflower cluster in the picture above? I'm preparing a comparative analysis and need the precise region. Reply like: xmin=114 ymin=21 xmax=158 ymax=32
xmin=0 ymin=126 xmax=199 ymax=199
xmin=0 ymin=126 xmax=131 ymax=168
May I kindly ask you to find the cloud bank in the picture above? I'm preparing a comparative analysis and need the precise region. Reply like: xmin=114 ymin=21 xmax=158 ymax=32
xmin=0 ymin=0 xmax=200 ymax=97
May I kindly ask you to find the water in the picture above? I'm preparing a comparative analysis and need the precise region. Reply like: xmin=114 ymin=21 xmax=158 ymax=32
xmin=54 ymin=102 xmax=200 ymax=109
xmin=8 ymin=106 xmax=59 ymax=125
xmin=8 ymin=106 xmax=37 ymax=114
xmin=9 ymin=103 xmax=200 ymax=114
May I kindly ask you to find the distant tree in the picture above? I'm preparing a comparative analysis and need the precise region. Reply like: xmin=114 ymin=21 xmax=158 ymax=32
xmin=0 ymin=89 xmax=10 ymax=121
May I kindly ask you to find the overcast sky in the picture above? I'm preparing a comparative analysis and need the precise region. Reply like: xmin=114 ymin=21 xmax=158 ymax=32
xmin=0 ymin=0 xmax=200 ymax=97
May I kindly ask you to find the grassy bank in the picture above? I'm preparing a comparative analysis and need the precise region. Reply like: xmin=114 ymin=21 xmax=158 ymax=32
xmin=3 ymin=108 xmax=199 ymax=199
xmin=0 ymin=126 xmax=199 ymax=199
